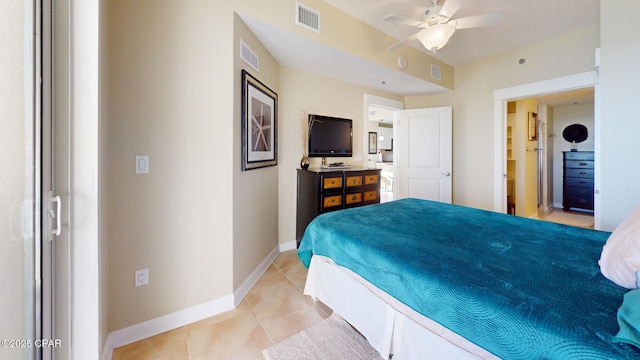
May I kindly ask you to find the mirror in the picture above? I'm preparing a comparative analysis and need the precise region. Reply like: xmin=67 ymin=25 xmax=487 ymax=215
xmin=562 ymin=124 xmax=588 ymax=143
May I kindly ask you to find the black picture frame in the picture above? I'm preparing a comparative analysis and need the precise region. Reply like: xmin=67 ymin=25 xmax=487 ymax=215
xmin=241 ymin=70 xmax=278 ymax=171
xmin=368 ymin=132 xmax=377 ymax=154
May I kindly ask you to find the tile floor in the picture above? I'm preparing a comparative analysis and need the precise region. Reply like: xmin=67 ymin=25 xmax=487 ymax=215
xmin=112 ymin=250 xmax=330 ymax=360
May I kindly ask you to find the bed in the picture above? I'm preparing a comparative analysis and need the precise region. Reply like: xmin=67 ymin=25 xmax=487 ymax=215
xmin=297 ymin=198 xmax=640 ymax=359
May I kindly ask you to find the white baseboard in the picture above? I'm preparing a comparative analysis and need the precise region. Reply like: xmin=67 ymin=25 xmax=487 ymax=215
xmin=232 ymin=245 xmax=280 ymax=307
xmin=101 ymin=244 xmax=281 ymax=360
xmin=279 ymin=240 xmax=297 ymax=252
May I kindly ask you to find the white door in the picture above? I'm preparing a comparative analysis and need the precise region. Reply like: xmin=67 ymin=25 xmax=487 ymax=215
xmin=41 ymin=0 xmax=72 ymax=358
xmin=395 ymin=107 xmax=452 ymax=203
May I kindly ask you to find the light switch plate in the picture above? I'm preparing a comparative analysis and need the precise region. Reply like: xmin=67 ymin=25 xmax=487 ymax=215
xmin=135 ymin=156 xmax=149 ymax=174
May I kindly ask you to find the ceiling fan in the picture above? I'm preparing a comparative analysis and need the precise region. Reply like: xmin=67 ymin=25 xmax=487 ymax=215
xmin=385 ymin=0 xmax=502 ymax=52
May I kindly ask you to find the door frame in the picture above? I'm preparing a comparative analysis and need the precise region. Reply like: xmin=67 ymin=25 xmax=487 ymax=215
xmin=493 ymin=71 xmax=600 ymax=226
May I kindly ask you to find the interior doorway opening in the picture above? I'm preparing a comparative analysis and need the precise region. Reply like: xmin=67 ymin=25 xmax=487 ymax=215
xmin=364 ymin=94 xmax=404 ymax=203
xmin=494 ymin=71 xmax=599 ymax=228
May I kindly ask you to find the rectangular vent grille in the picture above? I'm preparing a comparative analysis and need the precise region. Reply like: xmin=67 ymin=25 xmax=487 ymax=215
xmin=240 ymin=40 xmax=259 ymax=71
xmin=296 ymin=2 xmax=321 ymax=33
xmin=431 ymin=64 xmax=441 ymax=80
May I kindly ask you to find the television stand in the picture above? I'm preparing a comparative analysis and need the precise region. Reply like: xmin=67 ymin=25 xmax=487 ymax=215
xmin=295 ymin=167 xmax=381 ymax=247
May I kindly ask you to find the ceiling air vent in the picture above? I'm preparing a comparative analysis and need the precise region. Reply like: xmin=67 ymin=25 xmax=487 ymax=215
xmin=431 ymin=64 xmax=442 ymax=80
xmin=296 ymin=2 xmax=321 ymax=33
xmin=240 ymin=40 xmax=259 ymax=71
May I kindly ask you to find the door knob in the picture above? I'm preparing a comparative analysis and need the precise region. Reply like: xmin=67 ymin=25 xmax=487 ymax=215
xmin=442 ymin=172 xmax=451 ymax=177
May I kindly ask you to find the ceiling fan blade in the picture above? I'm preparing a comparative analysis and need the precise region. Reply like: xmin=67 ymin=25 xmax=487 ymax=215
xmin=388 ymin=32 xmax=419 ymax=50
xmin=439 ymin=0 xmax=467 ymax=20
xmin=454 ymin=12 xmax=503 ymax=29
xmin=383 ymin=14 xmax=425 ymax=28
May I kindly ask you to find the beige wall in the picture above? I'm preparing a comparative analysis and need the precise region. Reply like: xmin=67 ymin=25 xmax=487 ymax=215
xmin=108 ymin=0 xmax=235 ymax=330
xmin=516 ymin=99 xmax=539 ymax=217
xmin=405 ymin=25 xmax=599 ymax=210
xmin=599 ymin=1 xmax=640 ymax=230
xmin=232 ymin=15 xmax=280 ymax=288
xmin=277 ymin=66 xmax=402 ymax=245
xmin=0 ymin=2 xmax=29 ymax=358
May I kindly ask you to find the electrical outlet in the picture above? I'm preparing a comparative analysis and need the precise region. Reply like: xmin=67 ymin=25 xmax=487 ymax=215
xmin=135 ymin=269 xmax=149 ymax=287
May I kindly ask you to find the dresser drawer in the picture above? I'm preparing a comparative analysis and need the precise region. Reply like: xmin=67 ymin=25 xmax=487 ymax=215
xmin=363 ymin=190 xmax=379 ymax=203
xmin=564 ymin=151 xmax=594 ymax=160
xmin=364 ymin=174 xmax=379 ymax=185
xmin=345 ymin=192 xmax=362 ymax=205
xmin=565 ymin=186 xmax=593 ymax=198
xmin=345 ymin=174 xmax=363 ymax=187
xmin=321 ymin=194 xmax=342 ymax=210
xmin=565 ymin=168 xmax=594 ymax=178
xmin=564 ymin=195 xmax=594 ymax=209
xmin=322 ymin=175 xmax=343 ymax=190
xmin=564 ymin=160 xmax=593 ymax=170
xmin=565 ymin=177 xmax=594 ymax=188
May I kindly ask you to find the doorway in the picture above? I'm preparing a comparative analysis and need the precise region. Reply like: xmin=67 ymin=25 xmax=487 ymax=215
xmin=367 ymin=106 xmax=395 ymax=202
xmin=364 ymin=94 xmax=403 ymax=202
xmin=494 ymin=71 xmax=600 ymax=228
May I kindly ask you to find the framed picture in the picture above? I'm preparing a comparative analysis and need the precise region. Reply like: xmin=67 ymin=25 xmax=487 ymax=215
xmin=527 ymin=112 xmax=538 ymax=141
xmin=241 ymin=69 xmax=278 ymax=171
xmin=368 ymin=131 xmax=377 ymax=154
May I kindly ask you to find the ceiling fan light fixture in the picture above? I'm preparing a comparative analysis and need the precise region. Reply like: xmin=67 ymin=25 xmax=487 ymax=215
xmin=417 ymin=22 xmax=456 ymax=51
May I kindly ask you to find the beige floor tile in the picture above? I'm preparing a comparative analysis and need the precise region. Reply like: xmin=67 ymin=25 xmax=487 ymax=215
xmin=272 ymin=250 xmax=301 ymax=270
xmin=112 ymin=326 xmax=188 ymax=360
xmin=245 ymin=280 xmax=315 ymax=324
xmin=260 ymin=303 xmax=328 ymax=344
xmin=187 ymin=310 xmax=272 ymax=360
xmin=186 ymin=299 xmax=253 ymax=334
xmin=249 ymin=265 xmax=290 ymax=295
xmin=281 ymin=261 xmax=308 ymax=291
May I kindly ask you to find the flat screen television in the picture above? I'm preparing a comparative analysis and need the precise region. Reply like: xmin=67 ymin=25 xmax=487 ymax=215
xmin=308 ymin=114 xmax=353 ymax=158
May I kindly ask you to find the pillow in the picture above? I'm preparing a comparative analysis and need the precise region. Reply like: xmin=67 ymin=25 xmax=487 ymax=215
xmin=613 ymin=288 xmax=640 ymax=349
xmin=599 ymin=204 xmax=640 ymax=289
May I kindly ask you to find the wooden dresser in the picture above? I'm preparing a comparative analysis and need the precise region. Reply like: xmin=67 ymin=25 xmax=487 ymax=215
xmin=296 ymin=167 xmax=381 ymax=247
xmin=562 ymin=151 xmax=594 ymax=211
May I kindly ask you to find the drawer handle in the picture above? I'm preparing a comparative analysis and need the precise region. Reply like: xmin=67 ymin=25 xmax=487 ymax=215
xmin=351 ymin=195 xmax=357 ymax=201
xmin=579 ymin=162 xmax=587 ymax=166
xmin=579 ymin=181 xmax=587 ymax=184
xmin=579 ymin=172 xmax=587 ymax=175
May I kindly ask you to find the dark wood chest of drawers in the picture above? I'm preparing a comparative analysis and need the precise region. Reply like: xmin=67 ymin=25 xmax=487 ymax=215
xmin=562 ymin=151 xmax=594 ymax=211
xmin=296 ymin=168 xmax=381 ymax=247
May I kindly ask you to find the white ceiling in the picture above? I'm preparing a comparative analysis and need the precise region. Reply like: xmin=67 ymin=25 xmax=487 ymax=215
xmin=323 ymin=0 xmax=599 ymax=67
xmin=239 ymin=0 xmax=599 ymax=102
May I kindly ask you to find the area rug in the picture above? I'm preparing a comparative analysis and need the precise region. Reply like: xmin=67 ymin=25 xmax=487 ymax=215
xmin=262 ymin=313 xmax=383 ymax=360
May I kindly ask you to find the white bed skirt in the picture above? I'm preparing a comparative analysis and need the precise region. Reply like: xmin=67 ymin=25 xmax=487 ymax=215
xmin=304 ymin=255 xmax=500 ymax=360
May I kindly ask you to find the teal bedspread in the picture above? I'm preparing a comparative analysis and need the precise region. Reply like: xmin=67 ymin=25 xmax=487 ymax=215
xmin=298 ymin=198 xmax=640 ymax=359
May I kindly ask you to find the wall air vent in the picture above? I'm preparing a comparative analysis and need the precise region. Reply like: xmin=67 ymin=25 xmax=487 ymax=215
xmin=240 ymin=40 xmax=259 ymax=71
xmin=431 ymin=64 xmax=442 ymax=80
xmin=296 ymin=2 xmax=321 ymax=33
